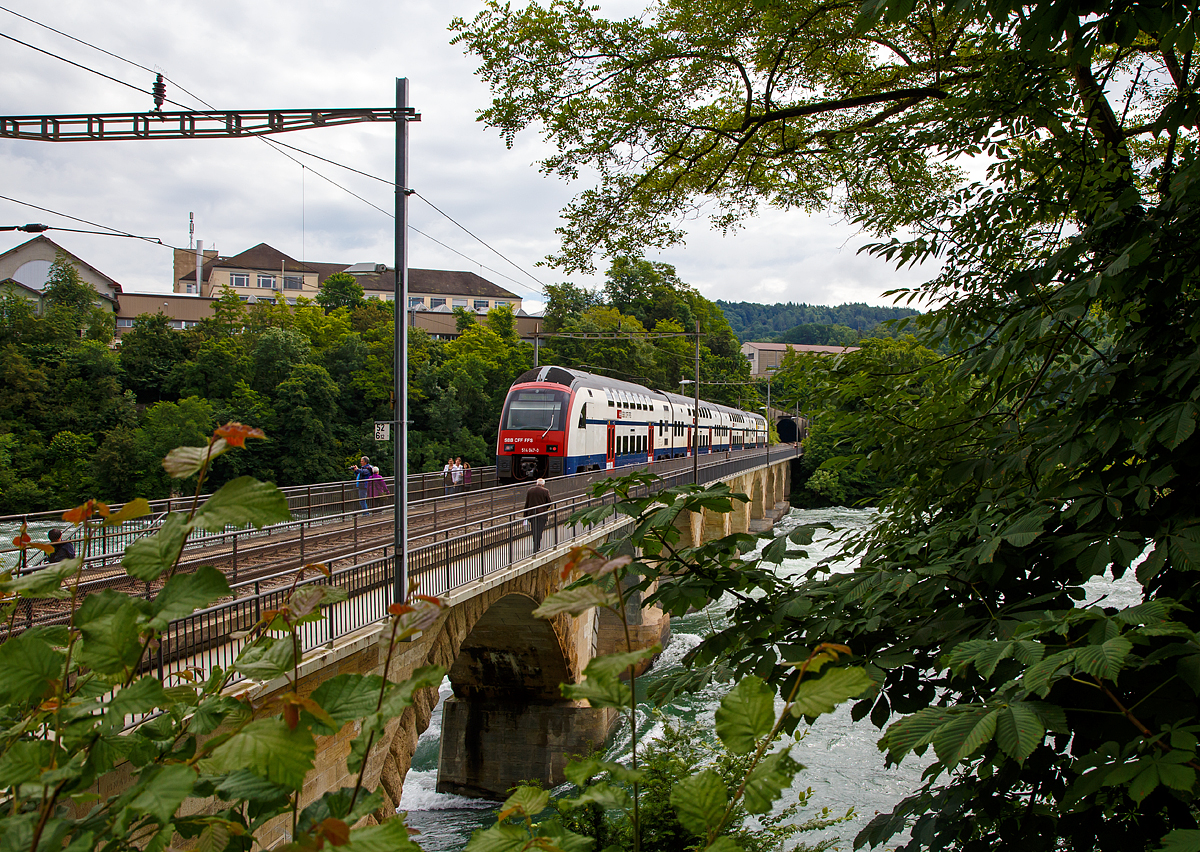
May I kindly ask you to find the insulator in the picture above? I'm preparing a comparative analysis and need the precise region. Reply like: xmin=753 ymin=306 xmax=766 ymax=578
xmin=152 ymin=74 xmax=166 ymax=112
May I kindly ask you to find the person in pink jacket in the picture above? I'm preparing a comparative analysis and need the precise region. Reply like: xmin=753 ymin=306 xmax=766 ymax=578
xmin=367 ymin=466 xmax=391 ymax=510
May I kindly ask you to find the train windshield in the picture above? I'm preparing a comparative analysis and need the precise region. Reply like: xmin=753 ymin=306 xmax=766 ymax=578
xmin=503 ymin=388 xmax=570 ymax=431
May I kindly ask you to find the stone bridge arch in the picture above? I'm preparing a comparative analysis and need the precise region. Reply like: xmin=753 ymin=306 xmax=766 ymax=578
xmin=368 ymin=560 xmax=617 ymax=810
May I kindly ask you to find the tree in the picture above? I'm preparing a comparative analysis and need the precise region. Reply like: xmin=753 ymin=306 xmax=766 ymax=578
xmin=316 ymin=271 xmax=365 ymax=312
xmin=455 ymin=1 xmax=1200 ymax=848
xmin=119 ymin=314 xmax=193 ymax=403
xmin=42 ymin=253 xmax=112 ymax=341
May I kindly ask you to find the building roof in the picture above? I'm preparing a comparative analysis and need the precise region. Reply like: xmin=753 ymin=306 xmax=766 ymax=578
xmin=741 ymin=341 xmax=859 ymax=355
xmin=179 ymin=243 xmax=515 ymax=296
xmin=357 ymin=268 xmax=519 ymax=300
xmin=0 ymin=277 xmax=44 ymax=298
xmin=0 ymin=235 xmax=124 ymax=297
xmin=181 ymin=244 xmax=351 ymax=285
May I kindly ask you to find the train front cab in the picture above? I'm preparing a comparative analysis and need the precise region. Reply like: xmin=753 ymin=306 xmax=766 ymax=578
xmin=496 ymin=383 xmax=571 ymax=483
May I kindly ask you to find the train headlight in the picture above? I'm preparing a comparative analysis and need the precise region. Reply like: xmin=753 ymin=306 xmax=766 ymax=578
xmin=503 ymin=444 xmax=515 ymax=452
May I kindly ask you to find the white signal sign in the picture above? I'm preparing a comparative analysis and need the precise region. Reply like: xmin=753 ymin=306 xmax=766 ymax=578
xmin=374 ymin=422 xmax=391 ymax=441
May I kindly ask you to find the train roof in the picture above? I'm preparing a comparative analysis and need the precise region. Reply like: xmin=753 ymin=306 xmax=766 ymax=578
xmin=512 ymin=366 xmax=766 ymax=424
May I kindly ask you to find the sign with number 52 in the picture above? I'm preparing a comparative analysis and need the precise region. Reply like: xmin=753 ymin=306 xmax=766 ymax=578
xmin=374 ymin=422 xmax=390 ymax=441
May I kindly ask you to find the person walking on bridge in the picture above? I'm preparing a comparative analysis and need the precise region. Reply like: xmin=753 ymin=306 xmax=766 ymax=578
xmin=523 ymin=478 xmax=552 ymax=553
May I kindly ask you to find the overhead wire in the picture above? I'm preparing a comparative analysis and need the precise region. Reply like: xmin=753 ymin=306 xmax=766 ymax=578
xmin=0 ymin=7 xmax=550 ymax=300
xmin=0 ymin=193 xmax=172 ymax=246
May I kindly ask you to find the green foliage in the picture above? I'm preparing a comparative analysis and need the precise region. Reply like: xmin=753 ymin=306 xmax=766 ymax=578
xmin=315 ymin=272 xmax=365 ymax=312
xmin=718 ymin=303 xmax=920 ymax=344
xmin=0 ymin=427 xmax=446 ymax=852
xmin=454 ymin=0 xmax=1200 ymax=846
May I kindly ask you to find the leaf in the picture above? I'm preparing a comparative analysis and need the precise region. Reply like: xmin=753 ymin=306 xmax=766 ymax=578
xmin=233 ymin=637 xmax=297 ymax=681
xmin=932 ymin=709 xmax=997 ymax=764
xmin=103 ymin=676 xmax=169 ymax=732
xmin=77 ymin=590 xmax=144 ymax=675
xmin=670 ymin=769 xmax=728 ymax=836
xmin=200 ymin=718 xmax=315 ymax=790
xmin=742 ymin=749 xmax=802 ymax=814
xmin=162 ymin=439 xmax=227 ymax=479
xmin=193 ymin=476 xmax=291 ymax=532
xmin=715 ymin=675 xmax=775 ymax=755
xmin=999 ymin=507 xmax=1055 ymax=546
xmin=130 ymin=763 xmax=196 ymax=823
xmin=6 ymin=562 xmax=77 ymax=599
xmin=0 ymin=631 xmax=63 ymax=704
xmin=104 ymin=498 xmax=152 ymax=527
xmin=532 ymin=584 xmax=619 ymax=617
xmin=583 ymin=645 xmax=660 ymax=681
xmin=342 ymin=819 xmax=422 ymax=852
xmin=561 ymin=674 xmax=631 ymax=709
xmin=995 ymin=702 xmax=1044 ymax=762
xmin=790 ymin=667 xmax=873 ymax=719
xmin=464 ymin=823 xmax=530 ymax=852
xmin=880 ymin=707 xmax=953 ymax=760
xmin=122 ymin=513 xmax=193 ymax=581
xmin=498 ymin=786 xmax=550 ymax=820
xmin=298 ymin=788 xmax=383 ymax=835
xmin=0 ymin=741 xmax=57 ymax=787
xmin=1074 ymin=636 xmax=1132 ymax=682
xmin=213 ymin=769 xmax=292 ymax=804
xmin=761 ymin=535 xmax=790 ymax=564
xmin=309 ymin=674 xmax=386 ymax=734
xmin=196 ymin=822 xmax=230 ymax=852
xmin=563 ymin=756 xmax=644 ymax=787
xmin=149 ymin=566 xmax=231 ymax=629
xmin=560 ymin=781 xmax=632 ymax=811
xmin=1158 ymin=829 xmax=1200 ymax=852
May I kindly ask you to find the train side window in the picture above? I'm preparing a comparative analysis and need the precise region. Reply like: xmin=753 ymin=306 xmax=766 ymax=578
xmin=579 ymin=403 xmax=587 ymax=428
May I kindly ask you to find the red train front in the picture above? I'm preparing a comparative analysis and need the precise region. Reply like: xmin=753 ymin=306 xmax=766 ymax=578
xmin=495 ymin=379 xmax=571 ymax=483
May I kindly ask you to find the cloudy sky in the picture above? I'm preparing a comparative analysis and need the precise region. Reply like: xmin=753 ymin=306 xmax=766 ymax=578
xmin=0 ymin=0 xmax=933 ymax=310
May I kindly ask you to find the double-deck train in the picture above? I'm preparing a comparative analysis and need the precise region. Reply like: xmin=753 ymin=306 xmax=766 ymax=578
xmin=496 ymin=366 xmax=768 ymax=483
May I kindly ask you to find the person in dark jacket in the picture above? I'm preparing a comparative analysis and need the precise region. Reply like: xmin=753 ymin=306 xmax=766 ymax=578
xmin=523 ymin=478 xmax=552 ymax=553
xmin=351 ymin=456 xmax=372 ymax=512
xmin=45 ymin=528 xmax=76 ymax=564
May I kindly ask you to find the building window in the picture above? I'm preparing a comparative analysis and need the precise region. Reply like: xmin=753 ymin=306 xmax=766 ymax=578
xmin=409 ymin=297 xmax=425 ymax=308
xmin=257 ymin=274 xmax=275 ymax=289
xmin=452 ymin=299 xmax=468 ymax=308
xmin=283 ymin=275 xmax=303 ymax=290
xmin=495 ymin=300 xmax=510 ymax=308
xmin=116 ymin=318 xmax=134 ymax=328
xmin=474 ymin=299 xmax=490 ymax=310
xmin=230 ymin=273 xmax=249 ymax=287
xmin=430 ymin=298 xmax=446 ymax=308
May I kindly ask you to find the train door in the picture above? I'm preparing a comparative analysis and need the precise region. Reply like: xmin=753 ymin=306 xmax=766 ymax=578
xmin=647 ymin=423 xmax=654 ymax=463
xmin=686 ymin=426 xmax=692 ymax=457
xmin=606 ymin=423 xmax=616 ymax=469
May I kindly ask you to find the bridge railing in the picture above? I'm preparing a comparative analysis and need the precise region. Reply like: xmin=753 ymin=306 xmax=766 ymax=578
xmin=144 ymin=447 xmax=801 ymax=694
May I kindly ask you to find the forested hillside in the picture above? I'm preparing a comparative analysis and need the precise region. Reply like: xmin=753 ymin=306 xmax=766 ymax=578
xmin=716 ymin=300 xmax=918 ymax=342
